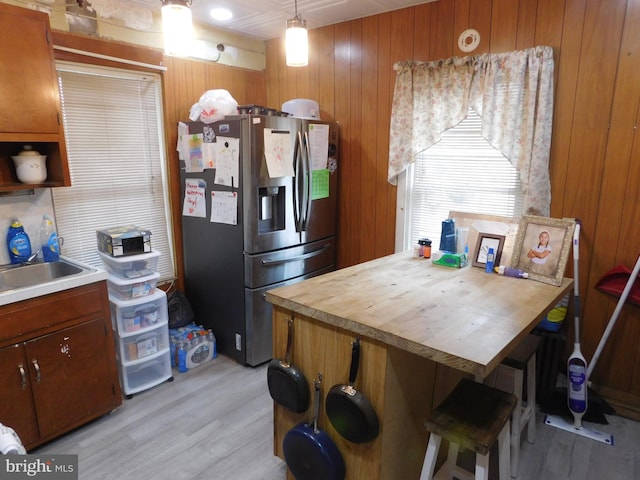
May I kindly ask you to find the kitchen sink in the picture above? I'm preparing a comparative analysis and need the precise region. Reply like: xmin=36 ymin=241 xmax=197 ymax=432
xmin=0 ymin=260 xmax=88 ymax=292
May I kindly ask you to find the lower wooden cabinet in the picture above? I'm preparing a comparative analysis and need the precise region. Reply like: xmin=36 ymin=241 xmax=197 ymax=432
xmin=0 ymin=281 xmax=122 ymax=450
xmin=0 ymin=344 xmax=39 ymax=447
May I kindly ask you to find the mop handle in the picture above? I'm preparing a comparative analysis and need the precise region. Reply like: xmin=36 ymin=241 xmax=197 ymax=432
xmin=573 ymin=220 xmax=581 ymax=340
xmin=587 ymin=254 xmax=640 ymax=381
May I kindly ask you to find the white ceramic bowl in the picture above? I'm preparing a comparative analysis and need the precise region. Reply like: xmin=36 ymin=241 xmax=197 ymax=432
xmin=11 ymin=155 xmax=48 ymax=184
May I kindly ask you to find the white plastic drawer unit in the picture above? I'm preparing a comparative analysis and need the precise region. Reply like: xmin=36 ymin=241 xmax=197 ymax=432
xmin=109 ymin=289 xmax=168 ymax=334
xmin=107 ymin=272 xmax=160 ymax=300
xmin=118 ymin=354 xmax=172 ymax=396
xmin=116 ymin=325 xmax=169 ymax=363
xmin=98 ymin=250 xmax=161 ymax=279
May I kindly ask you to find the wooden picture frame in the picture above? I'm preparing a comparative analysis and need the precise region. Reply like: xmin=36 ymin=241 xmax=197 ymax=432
xmin=472 ymin=233 xmax=505 ymax=268
xmin=511 ymin=215 xmax=576 ymax=286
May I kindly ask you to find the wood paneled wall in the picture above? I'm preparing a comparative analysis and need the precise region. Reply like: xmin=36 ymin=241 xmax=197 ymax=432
xmin=52 ymin=0 xmax=640 ymax=418
xmin=265 ymin=0 xmax=640 ymax=418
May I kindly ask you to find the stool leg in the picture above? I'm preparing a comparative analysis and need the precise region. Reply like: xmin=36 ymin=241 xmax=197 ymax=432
xmin=498 ymin=419 xmax=512 ymax=480
xmin=475 ymin=451 xmax=490 ymax=480
xmin=526 ymin=354 xmax=537 ymax=444
xmin=420 ymin=433 xmax=442 ymax=480
xmin=511 ymin=369 xmax=523 ymax=477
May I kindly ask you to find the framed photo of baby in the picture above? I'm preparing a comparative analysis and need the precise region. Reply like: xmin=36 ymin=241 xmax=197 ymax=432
xmin=511 ymin=215 xmax=576 ymax=286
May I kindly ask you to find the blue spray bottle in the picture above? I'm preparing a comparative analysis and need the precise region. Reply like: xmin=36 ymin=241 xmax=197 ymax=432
xmin=485 ymin=247 xmax=495 ymax=273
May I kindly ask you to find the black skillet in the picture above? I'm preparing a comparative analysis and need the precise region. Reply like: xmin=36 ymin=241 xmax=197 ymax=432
xmin=283 ymin=374 xmax=346 ymax=480
xmin=267 ymin=318 xmax=310 ymax=412
xmin=325 ymin=336 xmax=380 ymax=443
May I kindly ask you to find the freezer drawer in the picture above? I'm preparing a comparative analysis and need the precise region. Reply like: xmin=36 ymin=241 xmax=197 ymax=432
xmin=244 ymin=237 xmax=335 ymax=289
xmin=244 ymin=264 xmax=335 ymax=366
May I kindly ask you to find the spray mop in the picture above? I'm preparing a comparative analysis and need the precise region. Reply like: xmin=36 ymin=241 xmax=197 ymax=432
xmin=545 ymin=224 xmax=640 ymax=444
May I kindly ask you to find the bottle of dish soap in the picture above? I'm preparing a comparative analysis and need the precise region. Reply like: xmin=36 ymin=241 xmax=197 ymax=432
xmin=40 ymin=214 xmax=60 ymax=262
xmin=7 ymin=218 xmax=32 ymax=264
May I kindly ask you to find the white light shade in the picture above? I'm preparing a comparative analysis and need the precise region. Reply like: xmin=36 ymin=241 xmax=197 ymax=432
xmin=286 ymin=18 xmax=308 ymax=67
xmin=162 ymin=2 xmax=193 ymax=57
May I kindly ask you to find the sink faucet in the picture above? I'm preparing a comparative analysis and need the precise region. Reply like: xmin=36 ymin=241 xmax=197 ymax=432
xmin=24 ymin=250 xmax=41 ymax=265
xmin=0 ymin=250 xmax=43 ymax=271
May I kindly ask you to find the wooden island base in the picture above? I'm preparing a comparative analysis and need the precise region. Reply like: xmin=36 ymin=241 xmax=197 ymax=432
xmin=272 ymin=307 xmax=464 ymax=480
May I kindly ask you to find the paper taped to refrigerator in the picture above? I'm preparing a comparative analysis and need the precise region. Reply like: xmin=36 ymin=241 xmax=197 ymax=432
xmin=308 ymin=123 xmax=330 ymax=170
xmin=264 ymin=129 xmax=295 ymax=178
xmin=177 ymin=122 xmax=188 ymax=161
xmin=311 ymin=169 xmax=330 ymax=200
xmin=183 ymin=178 xmax=207 ymax=218
xmin=214 ymin=137 xmax=239 ymax=187
xmin=185 ymin=133 xmax=205 ymax=172
xmin=210 ymin=191 xmax=238 ymax=225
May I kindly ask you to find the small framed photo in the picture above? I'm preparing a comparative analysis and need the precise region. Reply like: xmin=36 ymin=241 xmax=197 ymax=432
xmin=472 ymin=233 xmax=505 ymax=268
xmin=511 ymin=215 xmax=576 ymax=286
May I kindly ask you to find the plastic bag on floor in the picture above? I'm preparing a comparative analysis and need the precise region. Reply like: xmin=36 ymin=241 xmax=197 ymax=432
xmin=167 ymin=290 xmax=194 ymax=329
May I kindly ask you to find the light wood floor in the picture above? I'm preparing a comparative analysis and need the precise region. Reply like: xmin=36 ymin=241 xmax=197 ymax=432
xmin=34 ymin=354 xmax=639 ymax=479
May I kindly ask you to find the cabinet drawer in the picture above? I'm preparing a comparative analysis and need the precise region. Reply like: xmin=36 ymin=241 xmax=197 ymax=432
xmin=109 ymin=289 xmax=168 ymax=334
xmin=118 ymin=351 xmax=171 ymax=396
xmin=0 ymin=282 xmax=108 ymax=345
xmin=116 ymin=324 xmax=169 ymax=364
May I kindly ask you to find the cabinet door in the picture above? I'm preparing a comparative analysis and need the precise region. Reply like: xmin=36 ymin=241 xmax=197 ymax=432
xmin=25 ymin=318 xmax=120 ymax=439
xmin=0 ymin=4 xmax=61 ymax=134
xmin=0 ymin=343 xmax=39 ymax=447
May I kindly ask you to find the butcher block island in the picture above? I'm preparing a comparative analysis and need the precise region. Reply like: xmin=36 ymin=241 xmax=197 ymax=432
xmin=265 ymin=251 xmax=573 ymax=480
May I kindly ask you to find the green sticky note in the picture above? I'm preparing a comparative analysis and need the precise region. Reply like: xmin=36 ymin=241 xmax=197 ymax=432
xmin=311 ymin=169 xmax=330 ymax=200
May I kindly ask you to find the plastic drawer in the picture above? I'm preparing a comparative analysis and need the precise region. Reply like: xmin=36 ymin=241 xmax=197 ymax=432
xmin=118 ymin=350 xmax=172 ymax=396
xmin=107 ymin=272 xmax=159 ymax=300
xmin=116 ymin=323 xmax=169 ymax=363
xmin=110 ymin=289 xmax=168 ymax=334
xmin=98 ymin=250 xmax=160 ymax=279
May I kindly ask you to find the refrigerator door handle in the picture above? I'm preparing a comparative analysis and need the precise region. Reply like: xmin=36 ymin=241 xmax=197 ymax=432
xmin=301 ymin=130 xmax=312 ymax=231
xmin=261 ymin=243 xmax=331 ymax=266
xmin=293 ymin=131 xmax=304 ymax=232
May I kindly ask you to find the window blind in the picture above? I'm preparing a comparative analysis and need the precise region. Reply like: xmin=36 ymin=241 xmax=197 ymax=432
xmin=53 ymin=62 xmax=175 ymax=281
xmin=406 ymin=108 xmax=524 ymax=249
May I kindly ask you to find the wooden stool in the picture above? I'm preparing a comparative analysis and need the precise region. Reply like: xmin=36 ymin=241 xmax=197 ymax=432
xmin=420 ymin=378 xmax=517 ymax=480
xmin=500 ymin=334 xmax=541 ymax=478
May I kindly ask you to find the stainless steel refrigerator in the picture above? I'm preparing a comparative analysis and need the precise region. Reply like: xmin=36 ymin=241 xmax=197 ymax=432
xmin=180 ymin=114 xmax=339 ymax=366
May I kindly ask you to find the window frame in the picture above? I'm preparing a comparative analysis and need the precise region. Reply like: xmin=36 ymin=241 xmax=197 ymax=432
xmin=53 ymin=60 xmax=176 ymax=281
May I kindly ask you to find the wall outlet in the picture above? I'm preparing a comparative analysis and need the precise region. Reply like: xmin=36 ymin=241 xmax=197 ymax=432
xmin=235 ymin=333 xmax=242 ymax=351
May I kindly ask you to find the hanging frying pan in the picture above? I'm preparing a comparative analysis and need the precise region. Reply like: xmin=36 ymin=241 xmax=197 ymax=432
xmin=283 ymin=374 xmax=346 ymax=480
xmin=326 ymin=336 xmax=380 ymax=443
xmin=267 ymin=318 xmax=310 ymax=412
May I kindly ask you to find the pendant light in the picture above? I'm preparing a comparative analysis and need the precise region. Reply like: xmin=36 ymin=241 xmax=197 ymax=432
xmin=286 ymin=0 xmax=308 ymax=67
xmin=161 ymin=0 xmax=193 ymax=57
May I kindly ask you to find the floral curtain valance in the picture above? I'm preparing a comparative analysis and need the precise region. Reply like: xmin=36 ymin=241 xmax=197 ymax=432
xmin=388 ymin=45 xmax=555 ymax=216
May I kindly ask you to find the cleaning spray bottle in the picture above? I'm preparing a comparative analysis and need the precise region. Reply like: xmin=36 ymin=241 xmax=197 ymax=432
xmin=568 ymin=350 xmax=588 ymax=422
xmin=7 ymin=218 xmax=32 ymax=264
xmin=40 ymin=214 xmax=60 ymax=262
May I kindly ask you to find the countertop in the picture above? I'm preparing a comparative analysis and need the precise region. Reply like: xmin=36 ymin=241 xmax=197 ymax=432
xmin=0 ymin=256 xmax=107 ymax=307
xmin=265 ymin=251 xmax=573 ymax=377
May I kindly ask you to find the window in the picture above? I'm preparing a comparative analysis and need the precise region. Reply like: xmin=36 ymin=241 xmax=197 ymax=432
xmin=54 ymin=62 xmax=175 ymax=281
xmin=396 ymin=108 xmax=524 ymax=251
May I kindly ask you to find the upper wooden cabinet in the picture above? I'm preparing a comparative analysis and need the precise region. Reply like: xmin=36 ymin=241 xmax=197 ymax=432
xmin=0 ymin=2 xmax=70 ymax=191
